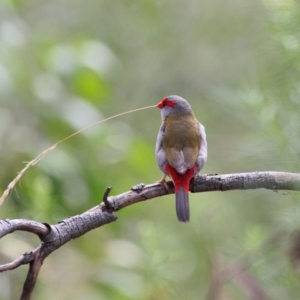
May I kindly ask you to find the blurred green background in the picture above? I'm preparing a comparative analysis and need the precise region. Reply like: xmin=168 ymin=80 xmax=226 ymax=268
xmin=1 ymin=0 xmax=300 ymax=299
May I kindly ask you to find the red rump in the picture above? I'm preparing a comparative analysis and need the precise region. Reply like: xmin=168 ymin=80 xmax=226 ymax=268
xmin=165 ymin=165 xmax=196 ymax=193
xmin=157 ymin=98 xmax=176 ymax=109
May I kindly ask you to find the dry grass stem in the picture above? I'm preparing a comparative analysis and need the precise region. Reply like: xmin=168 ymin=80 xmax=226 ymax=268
xmin=0 ymin=105 xmax=156 ymax=206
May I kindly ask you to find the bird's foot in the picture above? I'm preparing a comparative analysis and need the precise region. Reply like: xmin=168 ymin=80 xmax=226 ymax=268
xmin=193 ymin=173 xmax=207 ymax=183
xmin=156 ymin=176 xmax=170 ymax=193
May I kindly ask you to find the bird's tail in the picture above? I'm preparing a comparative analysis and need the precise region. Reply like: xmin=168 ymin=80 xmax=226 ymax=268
xmin=165 ymin=164 xmax=195 ymax=223
xmin=176 ymin=187 xmax=189 ymax=223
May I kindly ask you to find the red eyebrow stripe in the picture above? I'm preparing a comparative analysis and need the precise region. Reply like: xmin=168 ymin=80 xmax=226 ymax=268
xmin=156 ymin=98 xmax=175 ymax=109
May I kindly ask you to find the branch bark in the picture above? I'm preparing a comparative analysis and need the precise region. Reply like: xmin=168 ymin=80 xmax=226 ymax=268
xmin=108 ymin=171 xmax=300 ymax=210
xmin=0 ymin=171 xmax=299 ymax=299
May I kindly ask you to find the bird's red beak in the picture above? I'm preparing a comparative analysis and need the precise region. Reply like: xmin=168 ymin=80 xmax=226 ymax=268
xmin=156 ymin=101 xmax=164 ymax=109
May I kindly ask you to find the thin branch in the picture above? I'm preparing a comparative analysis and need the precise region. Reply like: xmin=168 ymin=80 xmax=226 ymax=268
xmin=0 ymin=252 xmax=32 ymax=272
xmin=206 ymin=253 xmax=226 ymax=300
xmin=102 ymin=186 xmax=113 ymax=209
xmin=206 ymin=227 xmax=285 ymax=300
xmin=0 ymin=219 xmax=49 ymax=239
xmin=21 ymin=247 xmax=43 ymax=300
xmin=226 ymin=265 xmax=270 ymax=300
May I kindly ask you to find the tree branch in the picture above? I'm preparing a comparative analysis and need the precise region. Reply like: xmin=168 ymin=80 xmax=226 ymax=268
xmin=191 ymin=172 xmax=300 ymax=193
xmin=21 ymin=247 xmax=43 ymax=300
xmin=0 ymin=251 xmax=34 ymax=272
xmin=0 ymin=219 xmax=49 ymax=239
xmin=0 ymin=171 xmax=299 ymax=299
xmin=108 ymin=171 xmax=300 ymax=210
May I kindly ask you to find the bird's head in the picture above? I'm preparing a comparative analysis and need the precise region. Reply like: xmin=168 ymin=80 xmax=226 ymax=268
xmin=157 ymin=95 xmax=192 ymax=120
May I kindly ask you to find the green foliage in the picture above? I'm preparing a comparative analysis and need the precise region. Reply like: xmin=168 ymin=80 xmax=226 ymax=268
xmin=1 ymin=0 xmax=300 ymax=299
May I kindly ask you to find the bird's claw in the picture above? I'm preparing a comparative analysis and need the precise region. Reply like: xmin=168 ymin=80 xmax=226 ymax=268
xmin=193 ymin=173 xmax=207 ymax=183
xmin=156 ymin=176 xmax=170 ymax=193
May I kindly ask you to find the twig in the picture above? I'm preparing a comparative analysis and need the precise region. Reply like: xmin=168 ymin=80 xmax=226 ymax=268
xmin=0 ymin=252 xmax=33 ymax=272
xmin=21 ymin=247 xmax=43 ymax=300
xmin=102 ymin=186 xmax=112 ymax=209
xmin=226 ymin=265 xmax=270 ymax=300
xmin=206 ymin=227 xmax=285 ymax=299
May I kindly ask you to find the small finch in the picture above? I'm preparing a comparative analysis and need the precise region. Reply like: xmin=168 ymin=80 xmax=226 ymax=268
xmin=155 ymin=95 xmax=207 ymax=222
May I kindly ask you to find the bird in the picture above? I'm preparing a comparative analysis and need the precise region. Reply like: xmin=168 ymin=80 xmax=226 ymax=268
xmin=155 ymin=95 xmax=207 ymax=222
